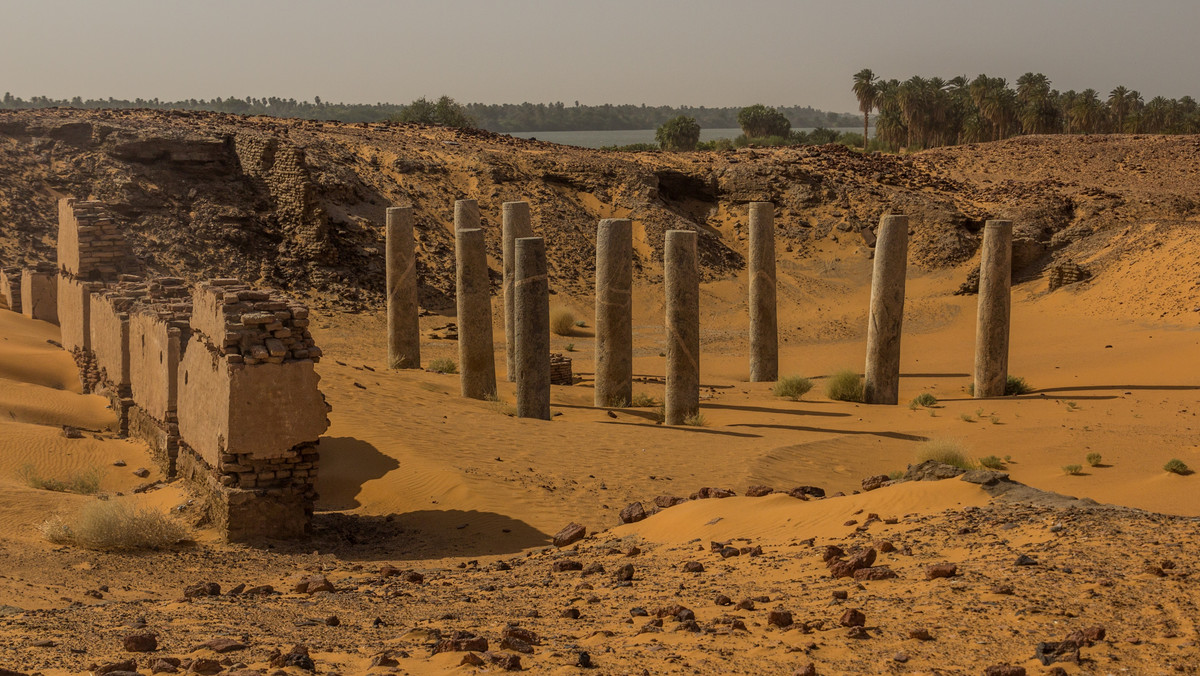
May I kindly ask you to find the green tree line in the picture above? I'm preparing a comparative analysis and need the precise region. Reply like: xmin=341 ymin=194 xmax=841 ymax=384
xmin=852 ymin=69 xmax=1200 ymax=152
xmin=0 ymin=92 xmax=857 ymax=132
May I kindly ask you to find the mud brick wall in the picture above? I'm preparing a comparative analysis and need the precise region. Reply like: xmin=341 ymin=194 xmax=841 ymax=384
xmin=1048 ymin=261 xmax=1090 ymax=291
xmin=0 ymin=267 xmax=21 ymax=313
xmin=56 ymin=198 xmax=139 ymax=281
xmin=176 ymin=280 xmax=329 ymax=542
xmin=20 ymin=263 xmax=58 ymax=324
xmin=89 ymin=282 xmax=142 ymax=433
xmin=127 ymin=278 xmax=193 ymax=474
xmin=550 ymin=353 xmax=573 ymax=386
xmin=232 ymin=134 xmax=331 ymax=261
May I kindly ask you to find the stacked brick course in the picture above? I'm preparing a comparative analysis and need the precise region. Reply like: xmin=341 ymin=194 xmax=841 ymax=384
xmin=0 ymin=267 xmax=21 ymax=313
xmin=550 ymin=352 xmax=573 ymax=386
xmin=1048 ymin=261 xmax=1090 ymax=291
xmin=190 ymin=279 xmax=322 ymax=365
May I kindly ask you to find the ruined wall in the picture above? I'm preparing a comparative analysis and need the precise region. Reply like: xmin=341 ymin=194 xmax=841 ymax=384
xmin=56 ymin=197 xmax=139 ymax=281
xmin=20 ymin=265 xmax=58 ymax=324
xmin=126 ymin=282 xmax=191 ymax=475
xmin=89 ymin=288 xmax=133 ymax=431
xmin=232 ymin=134 xmax=332 ymax=262
xmin=0 ymin=267 xmax=21 ymax=312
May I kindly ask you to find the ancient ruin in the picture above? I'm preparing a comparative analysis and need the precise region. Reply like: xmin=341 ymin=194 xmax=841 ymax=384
xmin=454 ymin=200 xmax=496 ymax=400
xmin=974 ymin=220 xmax=1013 ymax=398
xmin=594 ymin=218 xmax=633 ymax=407
xmin=863 ymin=214 xmax=909 ymax=405
xmin=664 ymin=229 xmax=700 ymax=425
xmin=386 ymin=206 xmax=421 ymax=369
xmin=514 ymin=237 xmax=550 ymax=420
xmin=502 ymin=201 xmax=533 ymax=382
xmin=3 ymin=197 xmax=333 ymax=541
xmin=748 ymin=202 xmax=778 ymax=382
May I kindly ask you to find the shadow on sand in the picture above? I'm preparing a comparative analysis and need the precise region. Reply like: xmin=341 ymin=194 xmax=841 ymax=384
xmin=597 ymin=420 xmax=762 ymax=438
xmin=315 ymin=437 xmax=401 ymax=510
xmin=728 ymin=423 xmax=928 ymax=442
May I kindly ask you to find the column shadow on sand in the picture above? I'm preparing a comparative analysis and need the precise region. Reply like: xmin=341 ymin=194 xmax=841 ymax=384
xmin=702 ymin=402 xmax=850 ymax=418
xmin=288 ymin=510 xmax=550 ymax=561
xmin=728 ymin=423 xmax=928 ymax=442
xmin=315 ymin=436 xmax=401 ymax=510
xmin=597 ymin=420 xmax=762 ymax=438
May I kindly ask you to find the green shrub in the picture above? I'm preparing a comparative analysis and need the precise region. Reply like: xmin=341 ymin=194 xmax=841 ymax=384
xmin=916 ymin=439 xmax=974 ymax=470
xmin=1005 ymin=376 xmax=1032 ymax=396
xmin=1164 ymin=459 xmax=1191 ymax=475
xmin=41 ymin=501 xmax=188 ymax=551
xmin=910 ymin=393 xmax=938 ymax=408
xmin=20 ymin=465 xmax=101 ymax=495
xmin=773 ymin=376 xmax=814 ymax=401
xmin=1086 ymin=452 xmax=1103 ymax=467
xmin=979 ymin=455 xmax=1005 ymax=469
xmin=427 ymin=357 xmax=457 ymax=374
xmin=551 ymin=310 xmax=575 ymax=336
xmin=1063 ymin=464 xmax=1083 ymax=476
xmin=564 ymin=343 xmax=576 ymax=352
xmin=737 ymin=104 xmax=791 ymax=138
xmin=695 ymin=138 xmax=735 ymax=151
xmin=683 ymin=411 xmax=707 ymax=427
xmin=655 ymin=115 xmax=701 ymax=151
xmin=600 ymin=142 xmax=659 ymax=152
xmin=825 ymin=369 xmax=864 ymax=402
xmin=630 ymin=393 xmax=659 ymax=408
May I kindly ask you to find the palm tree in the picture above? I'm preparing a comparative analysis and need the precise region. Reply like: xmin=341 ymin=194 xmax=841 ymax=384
xmin=1108 ymin=86 xmax=1130 ymax=132
xmin=1070 ymin=89 xmax=1104 ymax=134
xmin=852 ymin=69 xmax=878 ymax=151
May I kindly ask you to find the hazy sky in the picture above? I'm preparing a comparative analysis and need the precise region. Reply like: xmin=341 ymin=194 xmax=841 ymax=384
xmin=2 ymin=0 xmax=1197 ymax=112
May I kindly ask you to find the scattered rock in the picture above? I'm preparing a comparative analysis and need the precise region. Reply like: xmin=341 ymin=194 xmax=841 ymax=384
xmin=926 ymin=563 xmax=958 ymax=579
xmin=619 ymin=502 xmax=646 ymax=524
xmin=61 ymin=425 xmax=83 ymax=439
xmin=654 ymin=495 xmax=687 ymax=508
xmin=551 ymin=560 xmax=582 ymax=573
xmin=715 ymin=594 xmax=732 ymax=606
xmin=788 ymin=485 xmax=826 ymax=499
xmin=767 ymin=610 xmax=794 ymax=627
xmin=691 ymin=487 xmax=736 ymax=499
xmin=553 ymin=522 xmax=586 ymax=547
xmin=960 ymin=469 xmax=1009 ymax=485
xmin=853 ymin=566 xmax=898 ymax=581
xmin=861 ymin=474 xmax=889 ymax=491
xmin=828 ymin=548 xmax=876 ymax=578
xmin=433 ymin=631 xmax=488 ymax=653
xmin=682 ymin=561 xmax=705 ymax=573
xmin=291 ymin=575 xmax=334 ymax=594
xmin=909 ymin=628 xmax=933 ymax=641
xmin=839 ymin=609 xmax=866 ymax=627
xmin=614 ymin=564 xmax=635 ymax=582
xmin=903 ymin=460 xmax=966 ymax=481
xmin=183 ymin=582 xmax=220 ymax=598
xmin=268 ymin=644 xmax=316 ymax=670
xmin=745 ymin=485 xmax=774 ymax=497
xmin=122 ymin=632 xmax=157 ymax=652
xmin=984 ymin=665 xmax=1026 ymax=676
xmin=199 ymin=638 xmax=248 ymax=653
xmin=1015 ymin=554 xmax=1038 ymax=566
xmin=133 ymin=467 xmax=150 ymax=478
xmin=793 ymin=664 xmax=817 ymax=676
xmin=96 ymin=660 xmax=138 ymax=675
xmin=1035 ymin=640 xmax=1080 ymax=665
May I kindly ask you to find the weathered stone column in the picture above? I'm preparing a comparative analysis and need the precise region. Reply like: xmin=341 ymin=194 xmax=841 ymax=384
xmin=515 ymin=237 xmax=550 ymax=420
xmin=664 ymin=230 xmax=700 ymax=425
xmin=454 ymin=200 xmax=496 ymax=400
xmin=863 ymin=214 xmax=909 ymax=405
xmin=974 ymin=220 xmax=1013 ymax=398
xmin=386 ymin=206 xmax=421 ymax=369
xmin=594 ymin=218 xmax=633 ymax=407
xmin=502 ymin=201 xmax=533 ymax=382
xmin=748 ymin=202 xmax=777 ymax=382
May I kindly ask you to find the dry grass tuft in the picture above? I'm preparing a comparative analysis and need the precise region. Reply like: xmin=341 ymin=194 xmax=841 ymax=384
xmin=916 ymin=439 xmax=975 ymax=470
xmin=825 ymin=369 xmax=863 ymax=403
xmin=773 ymin=376 xmax=814 ymax=401
xmin=551 ymin=310 xmax=576 ymax=336
xmin=41 ymin=501 xmax=188 ymax=551
xmin=20 ymin=465 xmax=101 ymax=495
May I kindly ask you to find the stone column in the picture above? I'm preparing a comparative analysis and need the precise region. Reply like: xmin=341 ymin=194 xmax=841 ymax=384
xmin=454 ymin=203 xmax=496 ymax=400
xmin=974 ymin=220 xmax=1013 ymax=398
xmin=515 ymin=237 xmax=550 ymax=420
xmin=386 ymin=206 xmax=421 ymax=369
xmin=664 ymin=230 xmax=700 ymax=425
xmin=502 ymin=201 xmax=533 ymax=382
xmin=863 ymin=214 xmax=909 ymax=405
xmin=748 ymin=202 xmax=778 ymax=382
xmin=594 ymin=218 xmax=633 ymax=407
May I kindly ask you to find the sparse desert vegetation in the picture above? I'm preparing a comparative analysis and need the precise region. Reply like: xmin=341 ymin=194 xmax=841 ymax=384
xmin=41 ymin=501 xmax=187 ymax=551
xmin=1063 ymin=464 xmax=1084 ymax=475
xmin=1164 ymin=458 xmax=1191 ymax=475
xmin=773 ymin=375 xmax=814 ymax=401
xmin=979 ymin=455 xmax=1005 ymax=469
xmin=1087 ymin=452 xmax=1103 ymax=467
xmin=19 ymin=465 xmax=101 ymax=495
xmin=551 ymin=310 xmax=576 ymax=336
xmin=427 ymin=357 xmax=457 ymax=374
xmin=825 ymin=369 xmax=864 ymax=402
xmin=917 ymin=439 xmax=975 ymax=470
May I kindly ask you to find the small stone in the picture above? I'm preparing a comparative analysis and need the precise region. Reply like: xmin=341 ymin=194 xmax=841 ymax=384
xmin=551 ymin=560 xmax=582 ymax=573
xmin=846 ymin=626 xmax=870 ymax=639
xmin=184 ymin=582 xmax=220 ymax=598
xmin=926 ymin=563 xmax=957 ymax=579
xmin=745 ymin=485 xmax=774 ymax=497
xmin=983 ymin=666 xmax=1026 ymax=676
xmin=682 ymin=561 xmax=704 ymax=573
xmin=715 ymin=594 xmax=732 ymax=606
xmin=561 ymin=608 xmax=581 ymax=619
xmin=553 ymin=522 xmax=586 ymax=547
xmin=767 ymin=610 xmax=794 ymax=627
xmin=291 ymin=575 xmax=334 ymax=594
xmin=735 ymin=598 xmax=756 ymax=611
xmin=909 ymin=628 xmax=933 ymax=641
xmin=133 ymin=467 xmax=150 ymax=478
xmin=861 ymin=474 xmax=889 ymax=491
xmin=1015 ymin=554 xmax=1038 ymax=566
xmin=839 ymin=608 xmax=866 ymax=627
xmin=793 ymin=664 xmax=817 ymax=676
xmin=832 ymin=590 xmax=848 ymax=600
xmin=854 ymin=566 xmax=898 ymax=581
xmin=893 ymin=652 xmax=909 ymax=663
xmin=123 ymin=632 xmax=157 ymax=652
xmin=619 ymin=502 xmax=646 ymax=524
xmin=576 ymin=651 xmax=593 ymax=668
xmin=614 ymin=564 xmax=635 ymax=582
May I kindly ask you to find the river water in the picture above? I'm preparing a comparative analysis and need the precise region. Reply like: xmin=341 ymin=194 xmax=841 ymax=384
xmin=504 ymin=127 xmax=864 ymax=149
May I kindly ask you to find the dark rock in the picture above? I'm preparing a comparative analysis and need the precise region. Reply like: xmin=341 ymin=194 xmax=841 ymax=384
xmin=551 ymin=560 xmax=583 ymax=573
xmin=499 ymin=636 xmax=533 ymax=654
xmin=903 ymin=460 xmax=966 ymax=481
xmin=325 ymin=615 xmax=340 ymax=626
xmin=719 ymin=546 xmax=740 ymax=558
xmin=715 ymin=594 xmax=732 ymax=606
xmin=630 ymin=607 xmax=649 ymax=617
xmin=242 ymin=585 xmax=274 ymax=596
xmin=379 ymin=565 xmax=401 ymax=578
xmin=839 ymin=608 xmax=866 ymax=627
xmin=582 ymin=563 xmax=605 ymax=576
xmin=926 ymin=563 xmax=958 ymax=579
xmin=682 ymin=561 xmax=705 ymax=573
xmin=1035 ymin=641 xmax=1080 ymax=665
xmin=123 ymin=632 xmax=157 ymax=652
xmin=619 ymin=502 xmax=646 ymax=524
xmin=269 ymin=644 xmax=316 ymax=670
xmin=788 ymin=485 xmax=826 ymax=499
xmin=960 ymin=469 xmax=1009 ymax=485
xmin=735 ymin=598 xmax=756 ymax=611
xmin=894 ymin=652 xmax=909 ymax=663
xmin=984 ymin=665 xmax=1026 ymax=676
xmin=654 ymin=495 xmax=687 ymax=508
xmin=184 ymin=582 xmax=220 ymax=598
xmin=576 ymin=651 xmax=593 ymax=668
xmin=793 ymin=664 xmax=817 ymax=676
xmin=96 ymin=660 xmax=138 ymax=675
xmin=991 ymin=584 xmax=1015 ymax=595
xmin=767 ymin=610 xmax=794 ymax=627
xmin=433 ymin=632 xmax=488 ymax=654
xmin=822 ymin=545 xmax=845 ymax=562
xmin=291 ymin=575 xmax=334 ymax=594
xmin=62 ymin=425 xmax=83 ymax=439
xmin=909 ymin=628 xmax=933 ymax=641
xmin=561 ymin=608 xmax=581 ymax=619
xmin=151 ymin=658 xmax=180 ymax=673
xmin=187 ymin=658 xmax=223 ymax=675
xmin=553 ymin=522 xmax=586 ymax=547
xmin=614 ymin=564 xmax=635 ymax=582
xmin=828 ymin=548 xmax=877 ymax=578
xmin=502 ymin=625 xmax=539 ymax=646
xmin=199 ymin=638 xmax=247 ymax=653
xmin=369 ymin=653 xmax=400 ymax=668
xmin=1015 ymin=554 xmax=1038 ymax=566
xmin=691 ymin=487 xmax=736 ymax=499
xmin=877 ymin=540 xmax=896 ymax=553
xmin=486 ymin=652 xmax=522 ymax=671
xmin=745 ymin=485 xmax=774 ymax=497
xmin=676 ymin=619 xmax=701 ymax=632
xmin=404 ymin=571 xmax=424 ymax=583
xmin=861 ymin=474 xmax=889 ymax=491
xmin=853 ymin=566 xmax=898 ymax=581
xmin=832 ymin=590 xmax=848 ymax=600
xmin=133 ymin=467 xmax=151 ymax=478
xmin=846 ymin=626 xmax=870 ymax=639
xmin=225 ymin=583 xmax=245 ymax=596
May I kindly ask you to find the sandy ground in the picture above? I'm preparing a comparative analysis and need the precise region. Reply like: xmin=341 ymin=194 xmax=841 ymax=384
xmin=1 ymin=236 xmax=1198 ymax=674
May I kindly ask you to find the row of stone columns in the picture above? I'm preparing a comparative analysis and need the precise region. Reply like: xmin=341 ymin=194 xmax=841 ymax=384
xmin=385 ymin=201 xmax=1014 ymax=414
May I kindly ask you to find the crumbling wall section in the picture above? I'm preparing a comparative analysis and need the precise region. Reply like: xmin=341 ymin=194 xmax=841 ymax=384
xmin=232 ymin=134 xmax=332 ymax=262
xmin=56 ymin=197 xmax=139 ymax=281
xmin=0 ymin=267 xmax=21 ymax=313
xmin=176 ymin=280 xmax=329 ymax=541
xmin=20 ymin=263 xmax=58 ymax=324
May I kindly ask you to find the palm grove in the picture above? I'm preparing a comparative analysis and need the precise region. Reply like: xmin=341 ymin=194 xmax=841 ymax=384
xmin=852 ymin=69 xmax=1200 ymax=152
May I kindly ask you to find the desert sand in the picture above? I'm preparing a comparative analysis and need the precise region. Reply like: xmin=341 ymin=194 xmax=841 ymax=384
xmin=0 ymin=114 xmax=1198 ymax=675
